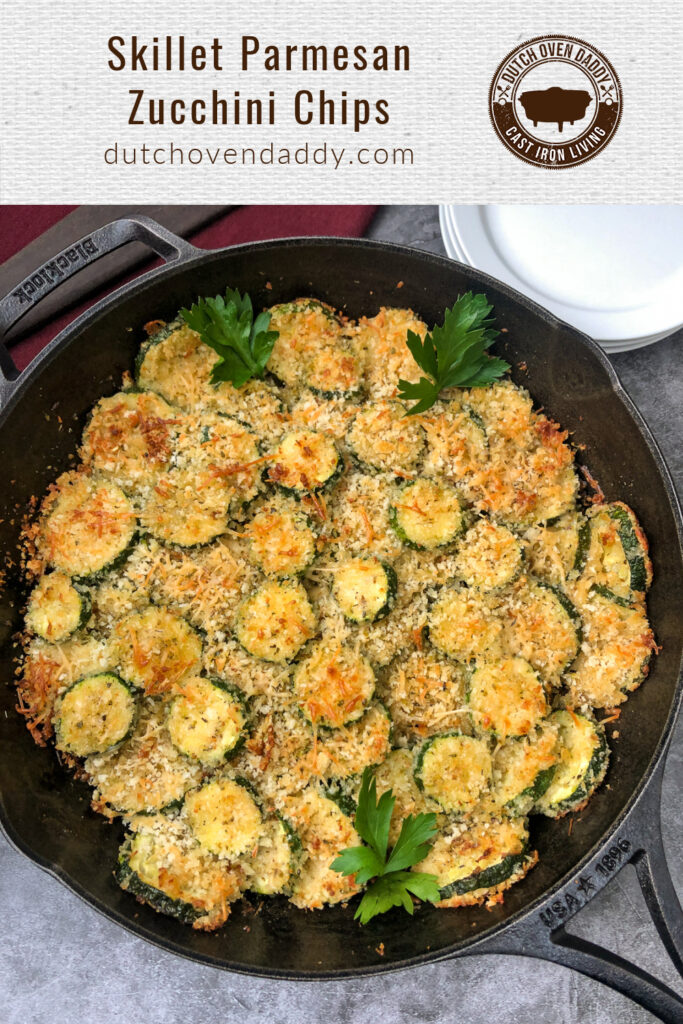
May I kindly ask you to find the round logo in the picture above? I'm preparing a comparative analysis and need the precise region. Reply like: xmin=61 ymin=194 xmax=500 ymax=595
xmin=489 ymin=35 xmax=622 ymax=168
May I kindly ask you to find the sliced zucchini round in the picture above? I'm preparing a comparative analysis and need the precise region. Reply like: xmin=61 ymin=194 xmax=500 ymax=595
xmin=346 ymin=400 xmax=425 ymax=474
xmin=565 ymin=586 xmax=653 ymax=708
xmin=55 ymin=673 xmax=136 ymax=757
xmin=136 ymin=320 xmax=216 ymax=409
xmin=583 ymin=502 xmax=653 ymax=599
xmin=115 ymin=606 xmax=202 ymax=696
xmin=332 ymin=556 xmax=397 ymax=623
xmin=245 ymin=500 xmax=316 ymax=577
xmin=25 ymin=572 xmax=91 ymax=642
xmin=307 ymin=342 xmax=363 ymax=399
xmin=359 ymin=307 xmax=429 ymax=397
xmin=81 ymin=390 xmax=177 ymax=490
xmin=372 ymin=748 xmax=438 ymax=845
xmin=422 ymin=401 xmax=489 ymax=486
xmin=234 ymin=580 xmax=316 ymax=663
xmin=243 ymin=815 xmax=302 ymax=896
xmin=468 ymin=658 xmax=548 ymax=741
xmin=315 ymin=703 xmax=392 ymax=778
xmin=383 ymin=649 xmax=468 ymax=742
xmin=465 ymin=381 xmax=535 ymax=441
xmin=266 ymin=299 xmax=342 ymax=384
xmin=293 ymin=642 xmax=375 ymax=728
xmin=43 ymin=474 xmax=137 ymax=579
xmin=166 ymin=677 xmax=246 ymax=767
xmin=414 ymin=733 xmax=492 ymax=813
xmin=117 ymin=814 xmax=244 ymax=930
xmin=389 ymin=478 xmax=464 ymax=550
xmin=428 ymin=586 xmax=505 ymax=663
xmin=504 ymin=579 xmax=581 ymax=682
xmin=264 ymin=430 xmax=341 ymax=494
xmin=456 ymin=519 xmax=523 ymax=590
xmin=175 ymin=413 xmax=262 ymax=506
xmin=85 ymin=699 xmax=203 ymax=815
xmin=491 ymin=718 xmax=560 ymax=815
xmin=286 ymin=788 xmax=361 ymax=909
xmin=185 ymin=778 xmax=262 ymax=859
xmin=140 ymin=467 xmax=231 ymax=547
xmin=523 ymin=510 xmax=589 ymax=586
xmin=536 ymin=709 xmax=609 ymax=818
xmin=415 ymin=817 xmax=534 ymax=905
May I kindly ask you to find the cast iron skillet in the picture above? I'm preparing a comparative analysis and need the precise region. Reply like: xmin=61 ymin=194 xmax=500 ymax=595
xmin=0 ymin=217 xmax=681 ymax=1021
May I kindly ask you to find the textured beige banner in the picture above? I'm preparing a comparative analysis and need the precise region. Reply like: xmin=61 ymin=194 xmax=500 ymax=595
xmin=0 ymin=0 xmax=680 ymax=202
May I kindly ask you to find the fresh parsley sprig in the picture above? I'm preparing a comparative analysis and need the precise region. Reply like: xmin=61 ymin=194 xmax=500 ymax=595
xmin=180 ymin=287 xmax=278 ymax=388
xmin=331 ymin=768 xmax=440 ymax=925
xmin=398 ymin=292 xmax=510 ymax=415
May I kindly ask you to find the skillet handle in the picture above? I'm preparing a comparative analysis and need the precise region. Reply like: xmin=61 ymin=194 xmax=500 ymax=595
xmin=469 ymin=757 xmax=682 ymax=1023
xmin=0 ymin=215 xmax=199 ymax=404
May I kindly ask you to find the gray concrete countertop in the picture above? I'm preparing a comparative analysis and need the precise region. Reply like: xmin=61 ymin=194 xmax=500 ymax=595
xmin=1 ymin=205 xmax=680 ymax=1024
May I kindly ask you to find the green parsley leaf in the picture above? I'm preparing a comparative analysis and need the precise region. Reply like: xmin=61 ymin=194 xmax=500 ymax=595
xmin=330 ymin=767 xmax=440 ymax=925
xmin=397 ymin=292 xmax=510 ymax=415
xmin=354 ymin=872 xmax=441 ymax=925
xmin=180 ymin=287 xmax=278 ymax=388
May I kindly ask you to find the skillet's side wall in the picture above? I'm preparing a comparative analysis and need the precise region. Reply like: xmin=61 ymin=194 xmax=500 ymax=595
xmin=0 ymin=240 xmax=680 ymax=975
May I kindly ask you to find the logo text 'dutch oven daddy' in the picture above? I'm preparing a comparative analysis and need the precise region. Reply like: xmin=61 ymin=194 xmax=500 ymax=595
xmin=489 ymin=35 xmax=622 ymax=168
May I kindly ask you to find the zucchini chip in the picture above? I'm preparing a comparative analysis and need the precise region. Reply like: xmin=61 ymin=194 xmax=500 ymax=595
xmin=414 ymin=733 xmax=492 ymax=813
xmin=26 ymin=572 xmax=91 ymax=642
xmin=421 ymin=401 xmax=489 ymax=490
xmin=55 ymin=673 xmax=136 ymax=757
xmin=235 ymin=580 xmax=316 ymax=663
xmin=428 ymin=586 xmax=505 ymax=663
xmin=416 ymin=817 xmax=536 ymax=907
xmin=504 ymin=579 xmax=581 ymax=683
xmin=245 ymin=500 xmax=316 ymax=577
xmin=583 ymin=502 xmax=653 ymax=599
xmin=382 ymin=649 xmax=468 ymax=742
xmin=491 ymin=718 xmax=560 ymax=815
xmin=81 ymin=390 xmax=177 ymax=490
xmin=468 ymin=658 xmax=548 ymax=740
xmin=242 ymin=816 xmax=302 ymax=896
xmin=314 ymin=703 xmax=392 ymax=778
xmin=140 ymin=467 xmax=232 ymax=547
xmin=175 ymin=413 xmax=262 ymax=506
xmin=115 ymin=606 xmax=202 ymax=696
xmin=390 ymin=478 xmax=464 ymax=550
xmin=373 ymin=749 xmax=438 ymax=845
xmin=167 ymin=677 xmax=246 ymax=767
xmin=267 ymin=300 xmax=362 ymax=396
xmin=43 ymin=474 xmax=137 ymax=579
xmin=332 ymin=556 xmax=397 ymax=623
xmin=565 ymin=586 xmax=654 ymax=708
xmin=358 ymin=307 xmax=429 ymax=398
xmin=135 ymin=320 xmax=217 ymax=409
xmin=185 ymin=778 xmax=262 ymax=859
xmin=117 ymin=814 xmax=244 ymax=930
xmin=523 ymin=510 xmax=590 ymax=586
xmin=466 ymin=382 xmax=578 ymax=527
xmin=85 ymin=699 xmax=203 ymax=815
xmin=286 ymin=788 xmax=361 ymax=909
xmin=536 ymin=709 xmax=609 ymax=818
xmin=293 ymin=642 xmax=375 ymax=728
xmin=346 ymin=400 xmax=425 ymax=474
xmin=264 ymin=429 xmax=341 ymax=494
xmin=456 ymin=519 xmax=523 ymax=591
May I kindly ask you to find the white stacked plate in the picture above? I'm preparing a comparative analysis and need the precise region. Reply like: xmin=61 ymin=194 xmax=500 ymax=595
xmin=439 ymin=205 xmax=683 ymax=353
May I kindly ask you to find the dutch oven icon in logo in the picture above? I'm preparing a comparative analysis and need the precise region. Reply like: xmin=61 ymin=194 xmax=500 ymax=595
xmin=517 ymin=86 xmax=592 ymax=133
xmin=489 ymin=35 xmax=622 ymax=167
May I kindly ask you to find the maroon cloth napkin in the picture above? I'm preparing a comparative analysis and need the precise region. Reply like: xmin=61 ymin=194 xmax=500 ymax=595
xmin=1 ymin=205 xmax=377 ymax=372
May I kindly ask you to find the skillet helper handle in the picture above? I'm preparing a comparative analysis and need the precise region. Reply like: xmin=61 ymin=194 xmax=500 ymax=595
xmin=473 ymin=759 xmax=682 ymax=1023
xmin=0 ymin=215 xmax=198 ymax=402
